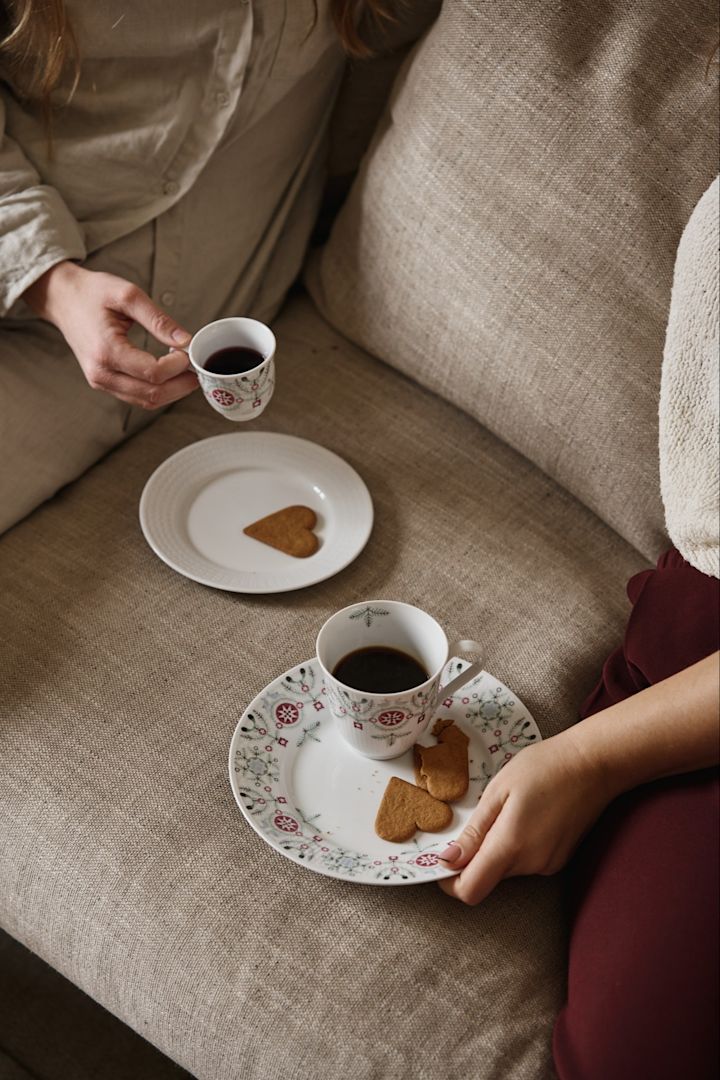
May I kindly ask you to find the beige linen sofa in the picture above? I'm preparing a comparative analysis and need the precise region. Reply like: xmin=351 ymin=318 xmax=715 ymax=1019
xmin=1 ymin=2 xmax=717 ymax=1078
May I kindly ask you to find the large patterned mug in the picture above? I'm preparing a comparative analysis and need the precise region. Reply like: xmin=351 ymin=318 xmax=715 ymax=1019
xmin=316 ymin=600 xmax=483 ymax=760
xmin=188 ymin=317 xmax=275 ymax=421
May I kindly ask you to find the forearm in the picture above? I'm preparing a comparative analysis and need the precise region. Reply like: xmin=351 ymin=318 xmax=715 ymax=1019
xmin=564 ymin=651 xmax=720 ymax=799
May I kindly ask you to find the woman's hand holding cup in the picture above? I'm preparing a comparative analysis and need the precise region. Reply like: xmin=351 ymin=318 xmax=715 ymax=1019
xmin=23 ymin=260 xmax=197 ymax=410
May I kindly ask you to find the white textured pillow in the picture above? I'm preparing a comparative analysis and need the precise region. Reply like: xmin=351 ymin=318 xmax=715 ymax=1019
xmin=660 ymin=177 xmax=720 ymax=577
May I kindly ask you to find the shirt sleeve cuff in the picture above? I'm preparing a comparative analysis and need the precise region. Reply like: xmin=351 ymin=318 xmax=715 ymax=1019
xmin=0 ymin=185 xmax=87 ymax=317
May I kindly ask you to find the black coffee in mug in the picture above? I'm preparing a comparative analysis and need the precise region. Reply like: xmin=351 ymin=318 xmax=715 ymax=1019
xmin=332 ymin=646 xmax=429 ymax=694
xmin=203 ymin=346 xmax=265 ymax=375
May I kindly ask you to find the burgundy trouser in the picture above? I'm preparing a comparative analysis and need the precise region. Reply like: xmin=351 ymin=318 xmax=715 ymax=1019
xmin=553 ymin=549 xmax=720 ymax=1080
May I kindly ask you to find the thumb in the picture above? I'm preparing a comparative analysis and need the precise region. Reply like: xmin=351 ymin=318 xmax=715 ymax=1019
xmin=438 ymin=785 xmax=506 ymax=869
xmin=117 ymin=285 xmax=192 ymax=350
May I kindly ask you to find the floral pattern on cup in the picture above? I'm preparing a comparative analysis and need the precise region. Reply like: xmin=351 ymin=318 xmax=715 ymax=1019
xmin=197 ymin=361 xmax=275 ymax=420
xmin=323 ymin=677 xmax=438 ymax=750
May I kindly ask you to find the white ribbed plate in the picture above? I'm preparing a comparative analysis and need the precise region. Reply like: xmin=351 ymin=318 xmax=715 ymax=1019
xmin=139 ymin=433 xmax=373 ymax=593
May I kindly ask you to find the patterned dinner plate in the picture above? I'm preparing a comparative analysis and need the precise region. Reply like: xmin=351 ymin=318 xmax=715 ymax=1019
xmin=229 ymin=658 xmax=542 ymax=885
xmin=139 ymin=433 xmax=373 ymax=593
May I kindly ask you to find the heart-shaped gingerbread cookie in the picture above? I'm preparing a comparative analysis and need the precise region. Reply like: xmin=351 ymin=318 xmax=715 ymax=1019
xmin=243 ymin=505 xmax=319 ymax=558
xmin=375 ymin=777 xmax=453 ymax=843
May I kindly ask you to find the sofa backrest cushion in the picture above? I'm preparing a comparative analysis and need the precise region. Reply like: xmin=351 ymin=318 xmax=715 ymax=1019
xmin=307 ymin=0 xmax=719 ymax=559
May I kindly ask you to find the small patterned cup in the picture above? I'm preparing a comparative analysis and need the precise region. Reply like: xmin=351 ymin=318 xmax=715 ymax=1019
xmin=316 ymin=600 xmax=483 ymax=761
xmin=188 ymin=317 xmax=275 ymax=421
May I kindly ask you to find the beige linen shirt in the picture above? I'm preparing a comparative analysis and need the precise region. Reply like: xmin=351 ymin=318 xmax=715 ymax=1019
xmin=0 ymin=1 xmax=345 ymax=324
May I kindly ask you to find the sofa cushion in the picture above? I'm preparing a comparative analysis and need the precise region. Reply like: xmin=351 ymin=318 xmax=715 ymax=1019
xmin=306 ymin=0 xmax=719 ymax=560
xmin=0 ymin=928 xmax=189 ymax=1080
xmin=0 ymin=293 xmax=648 ymax=1080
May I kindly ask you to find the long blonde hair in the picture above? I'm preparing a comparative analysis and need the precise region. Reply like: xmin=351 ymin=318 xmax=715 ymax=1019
xmin=0 ymin=0 xmax=396 ymax=105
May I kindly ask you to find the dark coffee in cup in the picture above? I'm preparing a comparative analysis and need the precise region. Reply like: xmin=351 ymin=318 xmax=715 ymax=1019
xmin=332 ymin=646 xmax=428 ymax=694
xmin=203 ymin=346 xmax=265 ymax=375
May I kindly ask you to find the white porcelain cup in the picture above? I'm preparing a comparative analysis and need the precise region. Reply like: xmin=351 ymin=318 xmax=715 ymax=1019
xmin=316 ymin=600 xmax=483 ymax=760
xmin=188 ymin=317 xmax=276 ymax=421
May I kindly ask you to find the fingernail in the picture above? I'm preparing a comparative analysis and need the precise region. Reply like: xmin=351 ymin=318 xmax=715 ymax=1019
xmin=173 ymin=328 xmax=191 ymax=345
xmin=439 ymin=842 xmax=461 ymax=862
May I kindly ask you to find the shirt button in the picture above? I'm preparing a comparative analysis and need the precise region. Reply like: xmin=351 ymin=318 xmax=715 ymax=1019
xmin=163 ymin=179 xmax=179 ymax=196
xmin=160 ymin=291 xmax=175 ymax=307
xmin=215 ymin=91 xmax=230 ymax=107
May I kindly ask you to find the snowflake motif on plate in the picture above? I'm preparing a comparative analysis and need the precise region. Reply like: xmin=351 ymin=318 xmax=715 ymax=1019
xmin=232 ymin=744 xmax=280 ymax=790
xmin=463 ymin=686 xmax=517 ymax=733
xmin=239 ymin=663 xmax=325 ymax=750
xmin=443 ymin=669 xmax=538 ymax=774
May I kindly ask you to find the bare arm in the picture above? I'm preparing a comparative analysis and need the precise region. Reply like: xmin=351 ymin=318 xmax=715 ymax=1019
xmin=439 ymin=652 xmax=720 ymax=905
xmin=568 ymin=651 xmax=719 ymax=791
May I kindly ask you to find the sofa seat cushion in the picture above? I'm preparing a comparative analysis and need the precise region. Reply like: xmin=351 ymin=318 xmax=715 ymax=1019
xmin=0 ymin=293 xmax=648 ymax=1080
xmin=307 ymin=0 xmax=719 ymax=561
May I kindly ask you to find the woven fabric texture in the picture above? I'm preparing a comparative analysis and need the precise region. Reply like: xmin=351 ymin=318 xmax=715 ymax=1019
xmin=0 ymin=294 xmax=647 ymax=1080
xmin=0 ymin=929 xmax=190 ymax=1080
xmin=307 ymin=0 xmax=719 ymax=560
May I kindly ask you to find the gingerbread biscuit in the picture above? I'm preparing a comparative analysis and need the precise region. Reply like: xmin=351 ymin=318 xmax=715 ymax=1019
xmin=374 ymin=776 xmax=453 ymax=843
xmin=413 ymin=718 xmax=470 ymax=802
xmin=243 ymin=505 xmax=318 ymax=558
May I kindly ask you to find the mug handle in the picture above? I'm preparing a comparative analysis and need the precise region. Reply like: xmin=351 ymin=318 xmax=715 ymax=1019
xmin=439 ymin=639 xmax=484 ymax=699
